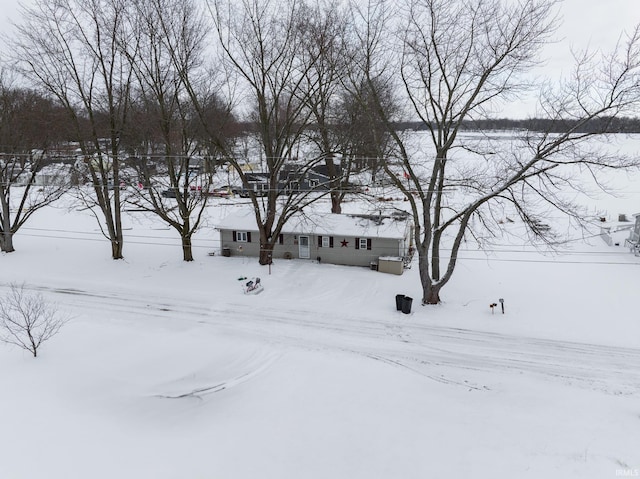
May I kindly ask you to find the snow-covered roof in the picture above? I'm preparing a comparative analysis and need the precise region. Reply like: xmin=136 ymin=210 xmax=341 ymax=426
xmin=216 ymin=207 xmax=411 ymax=239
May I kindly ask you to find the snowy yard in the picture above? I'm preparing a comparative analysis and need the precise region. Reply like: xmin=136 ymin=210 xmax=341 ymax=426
xmin=2 ymin=195 xmax=640 ymax=478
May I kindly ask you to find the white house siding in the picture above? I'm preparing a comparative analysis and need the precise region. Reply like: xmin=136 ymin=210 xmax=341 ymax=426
xmin=220 ymin=230 xmax=261 ymax=257
xmin=217 ymin=209 xmax=412 ymax=267
xmin=219 ymin=230 xmax=404 ymax=267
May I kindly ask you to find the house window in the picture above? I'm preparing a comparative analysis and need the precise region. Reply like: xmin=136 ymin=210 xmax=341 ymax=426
xmin=355 ymin=237 xmax=372 ymax=250
xmin=232 ymin=231 xmax=252 ymax=243
xmin=319 ymin=236 xmax=334 ymax=248
xmin=309 ymin=179 xmax=319 ymax=188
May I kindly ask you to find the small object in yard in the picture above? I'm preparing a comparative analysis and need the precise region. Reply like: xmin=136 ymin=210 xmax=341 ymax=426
xmin=243 ymin=277 xmax=264 ymax=295
xmin=238 ymin=276 xmax=247 ymax=281
xmin=395 ymin=294 xmax=405 ymax=311
xmin=490 ymin=303 xmax=498 ymax=314
xmin=401 ymin=296 xmax=413 ymax=314
xmin=499 ymin=298 xmax=504 ymax=314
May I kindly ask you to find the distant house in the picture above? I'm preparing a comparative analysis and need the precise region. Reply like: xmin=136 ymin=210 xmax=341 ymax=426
xmin=216 ymin=208 xmax=413 ymax=270
xmin=280 ymin=164 xmax=334 ymax=193
xmin=599 ymin=216 xmax=634 ymax=246
xmin=240 ymin=164 xmax=337 ymax=196
xmin=35 ymin=164 xmax=72 ymax=186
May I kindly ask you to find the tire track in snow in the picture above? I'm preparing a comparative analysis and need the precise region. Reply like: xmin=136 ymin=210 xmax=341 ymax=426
xmin=207 ymin=302 xmax=640 ymax=394
xmin=12 ymin=282 xmax=640 ymax=395
xmin=154 ymin=349 xmax=281 ymax=400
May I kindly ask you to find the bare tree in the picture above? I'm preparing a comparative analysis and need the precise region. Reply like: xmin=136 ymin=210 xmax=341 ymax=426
xmin=206 ymin=0 xmax=334 ymax=265
xmin=357 ymin=0 xmax=640 ymax=304
xmin=297 ymin=1 xmax=352 ymax=214
xmin=337 ymin=75 xmax=399 ymax=184
xmin=121 ymin=0 xmax=233 ymax=261
xmin=0 ymin=77 xmax=70 ymax=253
xmin=341 ymin=0 xmax=403 ymax=190
xmin=0 ymin=283 xmax=68 ymax=358
xmin=13 ymin=0 xmax=135 ymax=260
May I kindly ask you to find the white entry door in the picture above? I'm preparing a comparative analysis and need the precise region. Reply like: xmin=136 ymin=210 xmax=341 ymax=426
xmin=298 ymin=235 xmax=310 ymax=259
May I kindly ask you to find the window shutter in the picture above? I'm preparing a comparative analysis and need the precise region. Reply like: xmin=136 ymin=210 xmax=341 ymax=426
xmin=329 ymin=236 xmax=334 ymax=248
xmin=232 ymin=231 xmax=237 ymax=242
xmin=247 ymin=232 xmax=252 ymax=243
xmin=279 ymin=234 xmax=284 ymax=245
xmin=367 ymin=238 xmax=372 ymax=250
xmin=318 ymin=236 xmax=323 ymax=248
xmin=355 ymin=237 xmax=360 ymax=250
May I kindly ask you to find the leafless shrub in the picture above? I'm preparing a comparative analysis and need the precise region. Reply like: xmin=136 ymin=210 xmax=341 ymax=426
xmin=0 ymin=283 xmax=69 ymax=358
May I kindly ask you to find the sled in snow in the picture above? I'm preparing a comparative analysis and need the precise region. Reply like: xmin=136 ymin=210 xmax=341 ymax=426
xmin=242 ymin=277 xmax=264 ymax=295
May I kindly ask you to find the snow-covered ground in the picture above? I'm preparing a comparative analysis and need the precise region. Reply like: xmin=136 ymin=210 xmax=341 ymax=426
xmin=2 ymin=188 xmax=640 ymax=478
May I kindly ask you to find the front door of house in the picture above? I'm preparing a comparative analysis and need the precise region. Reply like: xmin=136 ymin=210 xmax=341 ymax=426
xmin=298 ymin=235 xmax=310 ymax=259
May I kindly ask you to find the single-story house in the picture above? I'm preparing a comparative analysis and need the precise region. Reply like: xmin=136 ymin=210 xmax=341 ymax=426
xmin=216 ymin=208 xmax=414 ymax=270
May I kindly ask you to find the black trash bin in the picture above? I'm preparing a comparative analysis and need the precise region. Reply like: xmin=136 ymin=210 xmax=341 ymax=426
xmin=395 ymin=294 xmax=405 ymax=311
xmin=222 ymin=247 xmax=231 ymax=257
xmin=401 ymin=296 xmax=413 ymax=314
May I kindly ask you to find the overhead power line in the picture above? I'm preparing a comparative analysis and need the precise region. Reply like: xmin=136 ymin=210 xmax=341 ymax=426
xmin=11 ymin=226 xmax=640 ymax=265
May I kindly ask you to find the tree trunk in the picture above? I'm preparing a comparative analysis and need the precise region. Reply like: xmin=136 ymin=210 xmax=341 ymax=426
xmin=112 ymin=157 xmax=124 ymax=260
xmin=258 ymin=228 xmax=275 ymax=265
xmin=30 ymin=340 xmax=37 ymax=358
xmin=181 ymin=234 xmax=194 ymax=262
xmin=1 ymin=195 xmax=14 ymax=252
xmin=418 ymin=248 xmax=441 ymax=304
xmin=1 ymin=232 xmax=15 ymax=253
xmin=1 ymin=211 xmax=14 ymax=252
xmin=111 ymin=239 xmax=123 ymax=260
xmin=324 ymin=149 xmax=342 ymax=214
xmin=330 ymin=192 xmax=342 ymax=214
xmin=259 ymin=242 xmax=275 ymax=265
xmin=422 ymin=284 xmax=441 ymax=305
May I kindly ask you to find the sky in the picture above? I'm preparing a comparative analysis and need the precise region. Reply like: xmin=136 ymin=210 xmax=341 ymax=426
xmin=3 ymin=0 xmax=637 ymax=52
xmin=554 ymin=0 xmax=639 ymax=57
xmin=1 ymin=0 xmax=22 ymax=31
xmin=515 ymin=0 xmax=640 ymax=117
xmin=554 ymin=0 xmax=639 ymax=74
xmin=0 ymin=0 xmax=638 ymax=117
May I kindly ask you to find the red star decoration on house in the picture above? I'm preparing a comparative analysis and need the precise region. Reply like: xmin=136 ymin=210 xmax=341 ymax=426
xmin=340 ymin=239 xmax=349 ymax=247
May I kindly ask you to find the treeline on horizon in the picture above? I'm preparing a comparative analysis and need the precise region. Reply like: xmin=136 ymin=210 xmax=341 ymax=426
xmin=394 ymin=116 xmax=640 ymax=133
